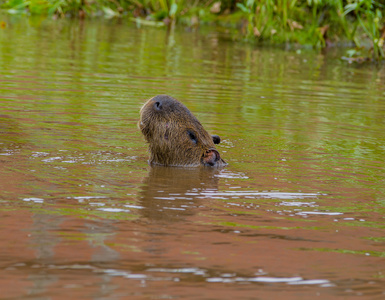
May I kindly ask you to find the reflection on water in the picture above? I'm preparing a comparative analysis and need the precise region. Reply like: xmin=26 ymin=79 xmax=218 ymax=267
xmin=1 ymin=15 xmax=385 ymax=299
xmin=139 ymin=166 xmax=221 ymax=222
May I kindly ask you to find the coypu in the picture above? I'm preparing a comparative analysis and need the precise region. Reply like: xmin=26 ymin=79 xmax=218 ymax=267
xmin=139 ymin=95 xmax=227 ymax=167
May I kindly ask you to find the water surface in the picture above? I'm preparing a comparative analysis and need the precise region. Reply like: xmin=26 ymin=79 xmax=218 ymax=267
xmin=1 ymin=15 xmax=385 ymax=299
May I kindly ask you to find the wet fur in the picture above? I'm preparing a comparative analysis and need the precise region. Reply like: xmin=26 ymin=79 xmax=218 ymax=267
xmin=139 ymin=95 xmax=227 ymax=167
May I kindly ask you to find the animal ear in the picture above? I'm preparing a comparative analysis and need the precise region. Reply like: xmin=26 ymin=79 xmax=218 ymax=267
xmin=202 ymin=148 xmax=221 ymax=166
xmin=212 ymin=135 xmax=221 ymax=144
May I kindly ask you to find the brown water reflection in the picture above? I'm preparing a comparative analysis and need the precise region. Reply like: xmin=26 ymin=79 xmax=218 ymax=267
xmin=139 ymin=166 xmax=221 ymax=222
xmin=1 ymin=14 xmax=385 ymax=299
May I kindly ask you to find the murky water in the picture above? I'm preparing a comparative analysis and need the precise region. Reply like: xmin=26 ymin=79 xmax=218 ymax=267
xmin=1 ymin=15 xmax=384 ymax=299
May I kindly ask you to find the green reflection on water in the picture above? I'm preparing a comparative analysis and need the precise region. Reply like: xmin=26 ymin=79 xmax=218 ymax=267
xmin=204 ymin=221 xmax=320 ymax=231
xmin=339 ymin=221 xmax=385 ymax=229
xmin=364 ymin=237 xmax=385 ymax=242
xmin=306 ymin=248 xmax=385 ymax=258
xmin=26 ymin=205 xmax=139 ymax=221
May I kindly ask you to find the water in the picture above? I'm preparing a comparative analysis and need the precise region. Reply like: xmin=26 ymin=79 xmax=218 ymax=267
xmin=1 ymin=15 xmax=385 ymax=299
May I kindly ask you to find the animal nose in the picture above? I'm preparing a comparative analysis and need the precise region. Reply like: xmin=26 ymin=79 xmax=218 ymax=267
xmin=154 ymin=100 xmax=162 ymax=110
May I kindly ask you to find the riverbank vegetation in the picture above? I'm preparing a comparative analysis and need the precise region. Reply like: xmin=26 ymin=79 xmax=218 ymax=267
xmin=1 ymin=0 xmax=384 ymax=60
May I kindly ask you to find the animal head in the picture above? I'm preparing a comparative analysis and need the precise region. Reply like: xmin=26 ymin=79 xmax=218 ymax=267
xmin=139 ymin=95 xmax=227 ymax=167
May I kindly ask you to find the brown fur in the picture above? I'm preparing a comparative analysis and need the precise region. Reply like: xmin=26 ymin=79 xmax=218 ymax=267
xmin=139 ymin=95 xmax=227 ymax=167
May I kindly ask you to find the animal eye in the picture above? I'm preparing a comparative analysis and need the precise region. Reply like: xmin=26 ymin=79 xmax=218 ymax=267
xmin=187 ymin=130 xmax=197 ymax=144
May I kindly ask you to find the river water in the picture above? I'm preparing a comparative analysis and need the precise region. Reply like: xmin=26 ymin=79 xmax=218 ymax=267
xmin=0 ymin=15 xmax=384 ymax=299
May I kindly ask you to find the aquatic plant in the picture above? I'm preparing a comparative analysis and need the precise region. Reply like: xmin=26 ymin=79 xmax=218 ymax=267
xmin=235 ymin=0 xmax=384 ymax=58
xmin=343 ymin=0 xmax=384 ymax=60
xmin=0 ymin=0 xmax=384 ymax=60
